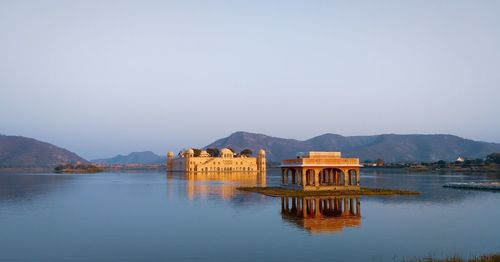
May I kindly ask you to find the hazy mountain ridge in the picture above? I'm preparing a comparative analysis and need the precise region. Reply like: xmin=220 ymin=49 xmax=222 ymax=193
xmin=91 ymin=151 xmax=164 ymax=164
xmin=2 ymin=132 xmax=499 ymax=167
xmin=205 ymin=131 xmax=500 ymax=162
xmin=0 ymin=135 xmax=87 ymax=167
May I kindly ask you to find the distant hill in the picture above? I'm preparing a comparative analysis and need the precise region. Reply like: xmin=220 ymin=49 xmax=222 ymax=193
xmin=0 ymin=135 xmax=87 ymax=167
xmin=205 ymin=131 xmax=500 ymax=162
xmin=91 ymin=151 xmax=165 ymax=164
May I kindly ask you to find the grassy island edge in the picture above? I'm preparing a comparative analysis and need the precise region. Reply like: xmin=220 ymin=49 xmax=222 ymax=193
xmin=237 ymin=186 xmax=420 ymax=197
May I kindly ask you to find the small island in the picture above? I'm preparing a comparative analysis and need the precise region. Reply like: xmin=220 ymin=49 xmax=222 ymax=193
xmin=238 ymin=186 xmax=419 ymax=197
xmin=239 ymin=151 xmax=419 ymax=197
xmin=54 ymin=161 xmax=104 ymax=174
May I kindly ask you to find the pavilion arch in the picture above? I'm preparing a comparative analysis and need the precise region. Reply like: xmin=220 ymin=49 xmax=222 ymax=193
xmin=317 ymin=168 xmax=346 ymax=186
xmin=338 ymin=170 xmax=345 ymax=186
xmin=305 ymin=169 xmax=316 ymax=186
xmin=347 ymin=169 xmax=360 ymax=186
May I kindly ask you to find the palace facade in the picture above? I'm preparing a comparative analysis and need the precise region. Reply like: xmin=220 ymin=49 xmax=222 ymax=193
xmin=167 ymin=148 xmax=266 ymax=172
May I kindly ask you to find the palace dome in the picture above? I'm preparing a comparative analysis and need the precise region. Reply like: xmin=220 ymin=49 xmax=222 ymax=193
xmin=220 ymin=148 xmax=234 ymax=158
xmin=199 ymin=150 xmax=210 ymax=157
xmin=259 ymin=149 xmax=266 ymax=156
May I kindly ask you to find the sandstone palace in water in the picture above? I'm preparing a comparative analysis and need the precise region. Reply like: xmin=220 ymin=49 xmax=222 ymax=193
xmin=167 ymin=148 xmax=266 ymax=172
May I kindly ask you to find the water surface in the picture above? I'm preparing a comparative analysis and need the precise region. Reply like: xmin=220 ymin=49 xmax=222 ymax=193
xmin=0 ymin=169 xmax=499 ymax=261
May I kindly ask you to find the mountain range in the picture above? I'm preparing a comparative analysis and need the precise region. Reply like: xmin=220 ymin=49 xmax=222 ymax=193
xmin=91 ymin=151 xmax=164 ymax=164
xmin=0 ymin=135 xmax=87 ymax=167
xmin=205 ymin=131 xmax=500 ymax=162
xmin=1 ymin=131 xmax=500 ymax=167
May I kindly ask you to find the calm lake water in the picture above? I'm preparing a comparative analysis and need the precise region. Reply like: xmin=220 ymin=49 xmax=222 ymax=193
xmin=0 ymin=169 xmax=499 ymax=261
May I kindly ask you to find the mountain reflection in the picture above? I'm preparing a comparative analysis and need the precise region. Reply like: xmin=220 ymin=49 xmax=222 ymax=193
xmin=0 ymin=174 xmax=73 ymax=202
xmin=167 ymin=171 xmax=266 ymax=201
xmin=281 ymin=196 xmax=361 ymax=234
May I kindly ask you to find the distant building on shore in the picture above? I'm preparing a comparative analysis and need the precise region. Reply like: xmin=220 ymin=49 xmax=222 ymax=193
xmin=167 ymin=148 xmax=266 ymax=172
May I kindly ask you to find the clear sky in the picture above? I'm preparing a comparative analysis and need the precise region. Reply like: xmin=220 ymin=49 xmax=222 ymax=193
xmin=1 ymin=0 xmax=499 ymax=159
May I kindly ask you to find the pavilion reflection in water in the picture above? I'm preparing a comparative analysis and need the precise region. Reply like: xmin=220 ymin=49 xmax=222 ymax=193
xmin=281 ymin=196 xmax=361 ymax=234
xmin=167 ymin=171 xmax=266 ymax=200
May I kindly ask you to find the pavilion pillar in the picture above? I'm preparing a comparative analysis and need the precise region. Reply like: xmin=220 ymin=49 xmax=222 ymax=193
xmin=303 ymin=199 xmax=308 ymax=218
xmin=356 ymin=198 xmax=361 ymax=216
xmin=356 ymin=168 xmax=360 ymax=186
xmin=315 ymin=199 xmax=320 ymax=216
xmin=344 ymin=170 xmax=350 ymax=186
xmin=281 ymin=169 xmax=285 ymax=184
xmin=314 ymin=169 xmax=319 ymax=186
xmin=301 ymin=169 xmax=306 ymax=186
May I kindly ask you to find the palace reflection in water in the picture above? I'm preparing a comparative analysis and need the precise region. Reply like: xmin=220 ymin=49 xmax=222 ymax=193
xmin=167 ymin=171 xmax=266 ymax=200
xmin=281 ymin=196 xmax=361 ymax=234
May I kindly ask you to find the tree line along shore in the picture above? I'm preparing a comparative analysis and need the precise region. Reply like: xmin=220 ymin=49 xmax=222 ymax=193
xmin=361 ymin=153 xmax=500 ymax=173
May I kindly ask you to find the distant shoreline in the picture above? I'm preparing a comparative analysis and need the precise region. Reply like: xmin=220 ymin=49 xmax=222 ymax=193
xmin=0 ymin=164 xmax=166 ymax=174
xmin=362 ymin=165 xmax=500 ymax=173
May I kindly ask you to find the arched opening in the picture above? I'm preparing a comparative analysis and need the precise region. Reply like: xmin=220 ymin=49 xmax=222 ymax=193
xmin=305 ymin=169 xmax=315 ymax=186
xmin=349 ymin=170 xmax=357 ymax=185
xmin=330 ymin=168 xmax=342 ymax=186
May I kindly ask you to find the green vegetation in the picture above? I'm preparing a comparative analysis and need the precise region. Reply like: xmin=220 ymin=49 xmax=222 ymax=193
xmin=486 ymin=153 xmax=500 ymax=164
xmin=364 ymin=154 xmax=500 ymax=173
xmin=237 ymin=186 xmax=419 ymax=197
xmin=206 ymin=148 xmax=220 ymax=157
xmin=239 ymin=149 xmax=253 ymax=157
xmin=193 ymin=148 xmax=202 ymax=157
xmin=54 ymin=162 xmax=103 ymax=173
xmin=403 ymin=158 xmax=500 ymax=173
xmin=402 ymin=253 xmax=500 ymax=262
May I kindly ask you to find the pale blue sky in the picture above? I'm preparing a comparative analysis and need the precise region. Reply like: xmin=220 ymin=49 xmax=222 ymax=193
xmin=1 ymin=0 xmax=499 ymax=159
